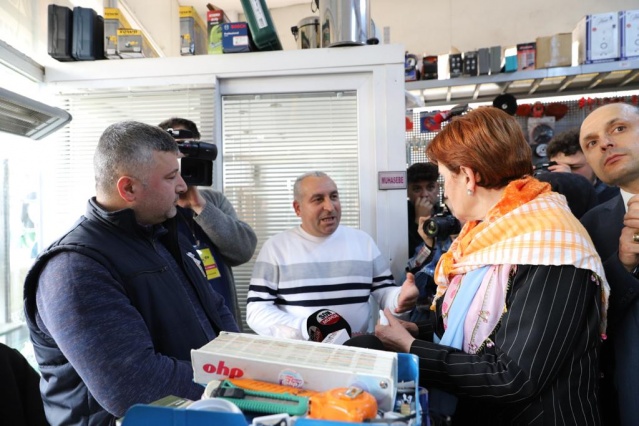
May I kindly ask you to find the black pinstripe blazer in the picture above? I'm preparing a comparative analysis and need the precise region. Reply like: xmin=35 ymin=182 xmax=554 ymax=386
xmin=581 ymin=195 xmax=632 ymax=330
xmin=411 ymin=264 xmax=602 ymax=425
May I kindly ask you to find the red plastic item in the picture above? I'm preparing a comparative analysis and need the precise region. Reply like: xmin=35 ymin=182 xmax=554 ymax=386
xmin=531 ymin=102 xmax=545 ymax=118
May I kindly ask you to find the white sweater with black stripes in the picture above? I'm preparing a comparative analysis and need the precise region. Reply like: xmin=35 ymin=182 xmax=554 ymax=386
xmin=246 ymin=225 xmax=403 ymax=337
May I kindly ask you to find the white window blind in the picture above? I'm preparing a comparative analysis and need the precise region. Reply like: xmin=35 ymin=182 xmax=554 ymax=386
xmin=50 ymin=88 xmax=360 ymax=331
xmin=49 ymin=87 xmax=215 ymax=241
xmin=221 ymin=91 xmax=360 ymax=330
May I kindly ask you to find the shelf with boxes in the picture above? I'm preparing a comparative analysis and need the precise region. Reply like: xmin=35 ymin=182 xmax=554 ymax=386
xmin=406 ymin=59 xmax=639 ymax=107
xmin=406 ymin=9 xmax=639 ymax=107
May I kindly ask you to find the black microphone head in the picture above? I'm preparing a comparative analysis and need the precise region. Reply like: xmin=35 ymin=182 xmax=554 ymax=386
xmin=307 ymin=309 xmax=352 ymax=342
xmin=342 ymin=334 xmax=387 ymax=351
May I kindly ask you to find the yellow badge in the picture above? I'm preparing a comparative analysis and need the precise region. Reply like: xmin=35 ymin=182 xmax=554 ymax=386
xmin=196 ymin=247 xmax=221 ymax=280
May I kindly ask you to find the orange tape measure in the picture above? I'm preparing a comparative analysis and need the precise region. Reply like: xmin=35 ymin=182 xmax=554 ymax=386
xmin=307 ymin=386 xmax=378 ymax=422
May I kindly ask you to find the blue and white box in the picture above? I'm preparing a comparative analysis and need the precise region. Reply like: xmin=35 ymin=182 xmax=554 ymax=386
xmin=222 ymin=22 xmax=252 ymax=53
xmin=621 ymin=10 xmax=639 ymax=60
xmin=572 ymin=12 xmax=621 ymax=65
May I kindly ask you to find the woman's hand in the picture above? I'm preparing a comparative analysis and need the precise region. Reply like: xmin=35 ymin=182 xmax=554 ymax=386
xmin=375 ymin=308 xmax=416 ymax=352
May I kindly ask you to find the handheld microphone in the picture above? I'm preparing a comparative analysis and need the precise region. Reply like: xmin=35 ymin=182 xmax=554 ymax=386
xmin=306 ymin=309 xmax=352 ymax=342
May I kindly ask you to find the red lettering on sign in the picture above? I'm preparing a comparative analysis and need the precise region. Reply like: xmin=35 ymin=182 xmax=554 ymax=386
xmin=202 ymin=361 xmax=244 ymax=378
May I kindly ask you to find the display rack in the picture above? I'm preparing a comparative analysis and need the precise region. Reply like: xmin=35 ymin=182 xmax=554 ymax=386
xmin=405 ymin=59 xmax=639 ymax=106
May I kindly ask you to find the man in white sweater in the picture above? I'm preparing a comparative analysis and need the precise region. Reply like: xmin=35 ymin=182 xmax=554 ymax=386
xmin=247 ymin=171 xmax=418 ymax=338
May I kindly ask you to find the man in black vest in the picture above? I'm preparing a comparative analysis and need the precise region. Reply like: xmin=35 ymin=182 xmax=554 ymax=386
xmin=23 ymin=121 xmax=240 ymax=425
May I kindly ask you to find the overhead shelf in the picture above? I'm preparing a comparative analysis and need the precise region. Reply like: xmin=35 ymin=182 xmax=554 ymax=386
xmin=405 ymin=59 xmax=639 ymax=106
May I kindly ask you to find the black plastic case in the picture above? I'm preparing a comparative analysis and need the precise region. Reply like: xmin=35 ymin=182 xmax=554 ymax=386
xmin=72 ymin=7 xmax=104 ymax=61
xmin=48 ymin=5 xmax=74 ymax=61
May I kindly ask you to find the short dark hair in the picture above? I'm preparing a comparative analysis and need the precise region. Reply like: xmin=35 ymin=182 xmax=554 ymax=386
xmin=546 ymin=128 xmax=581 ymax=159
xmin=158 ymin=117 xmax=201 ymax=139
xmin=94 ymin=121 xmax=179 ymax=195
xmin=293 ymin=171 xmax=332 ymax=202
xmin=407 ymin=162 xmax=438 ymax=184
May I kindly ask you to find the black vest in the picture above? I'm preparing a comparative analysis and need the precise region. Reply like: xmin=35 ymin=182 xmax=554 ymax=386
xmin=23 ymin=198 xmax=237 ymax=425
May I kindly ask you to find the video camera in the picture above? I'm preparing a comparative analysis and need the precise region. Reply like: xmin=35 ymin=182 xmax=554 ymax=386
xmin=167 ymin=128 xmax=217 ymax=186
xmin=423 ymin=203 xmax=462 ymax=241
xmin=532 ymin=160 xmax=557 ymax=178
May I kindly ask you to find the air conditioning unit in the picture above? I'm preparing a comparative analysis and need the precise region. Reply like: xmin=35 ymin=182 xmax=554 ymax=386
xmin=0 ymin=87 xmax=72 ymax=140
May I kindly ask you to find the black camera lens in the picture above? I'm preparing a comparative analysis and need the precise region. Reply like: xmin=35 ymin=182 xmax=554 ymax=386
xmin=424 ymin=214 xmax=462 ymax=240
xmin=532 ymin=161 xmax=557 ymax=177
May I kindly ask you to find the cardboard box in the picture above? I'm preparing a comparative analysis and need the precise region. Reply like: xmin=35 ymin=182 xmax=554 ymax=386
xmin=621 ymin=10 xmax=639 ymax=59
xmin=503 ymin=46 xmax=517 ymax=72
xmin=489 ymin=46 xmax=502 ymax=74
xmin=572 ymin=12 xmax=620 ymax=64
xmin=222 ymin=22 xmax=253 ymax=53
xmin=517 ymin=42 xmax=536 ymax=71
xmin=191 ymin=332 xmax=398 ymax=411
xmin=180 ymin=6 xmax=207 ymax=55
xmin=536 ymin=33 xmax=572 ymax=68
xmin=463 ymin=51 xmax=478 ymax=76
xmin=448 ymin=53 xmax=462 ymax=78
xmin=104 ymin=7 xmax=130 ymax=59
xmin=116 ymin=28 xmax=158 ymax=58
xmin=207 ymin=8 xmax=228 ymax=54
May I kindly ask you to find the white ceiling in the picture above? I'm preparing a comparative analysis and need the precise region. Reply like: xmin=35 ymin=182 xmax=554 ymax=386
xmin=194 ymin=0 xmax=310 ymax=17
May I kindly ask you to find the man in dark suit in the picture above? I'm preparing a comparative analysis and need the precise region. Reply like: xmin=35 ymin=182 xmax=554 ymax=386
xmin=580 ymin=102 xmax=639 ymax=425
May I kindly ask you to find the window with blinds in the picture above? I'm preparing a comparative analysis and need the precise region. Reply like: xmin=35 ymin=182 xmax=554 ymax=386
xmin=50 ymin=87 xmax=360 ymax=332
xmin=48 ymin=87 xmax=216 ymax=240
xmin=221 ymin=91 xmax=360 ymax=330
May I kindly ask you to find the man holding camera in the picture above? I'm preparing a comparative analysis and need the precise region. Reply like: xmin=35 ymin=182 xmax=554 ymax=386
xmin=24 ymin=121 xmax=240 ymax=425
xmin=405 ymin=163 xmax=460 ymax=322
xmin=158 ymin=117 xmax=257 ymax=326
xmin=406 ymin=162 xmax=440 ymax=256
xmin=246 ymin=171 xmax=418 ymax=339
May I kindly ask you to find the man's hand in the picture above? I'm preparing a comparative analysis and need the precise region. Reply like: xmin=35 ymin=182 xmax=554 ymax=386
xmin=395 ymin=317 xmax=419 ymax=337
xmin=620 ymin=195 xmax=639 ymax=272
xmin=375 ymin=308 xmax=415 ymax=352
xmin=396 ymin=273 xmax=418 ymax=313
xmin=414 ymin=196 xmax=434 ymax=223
xmin=416 ymin=216 xmax=435 ymax=247
xmin=178 ymin=186 xmax=207 ymax=215
xmin=548 ymin=163 xmax=571 ymax=173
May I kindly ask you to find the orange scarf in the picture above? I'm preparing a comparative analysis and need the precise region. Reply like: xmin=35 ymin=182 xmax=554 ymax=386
xmin=433 ymin=177 xmax=609 ymax=335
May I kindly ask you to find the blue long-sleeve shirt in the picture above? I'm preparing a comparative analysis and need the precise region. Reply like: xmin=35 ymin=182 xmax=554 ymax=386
xmin=34 ymin=249 xmax=222 ymax=417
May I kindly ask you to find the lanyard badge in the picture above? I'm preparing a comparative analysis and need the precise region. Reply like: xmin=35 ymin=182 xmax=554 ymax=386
xmin=194 ymin=244 xmax=221 ymax=280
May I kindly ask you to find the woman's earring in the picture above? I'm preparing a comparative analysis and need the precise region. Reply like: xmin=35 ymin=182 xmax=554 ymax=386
xmin=466 ymin=189 xmax=474 ymax=196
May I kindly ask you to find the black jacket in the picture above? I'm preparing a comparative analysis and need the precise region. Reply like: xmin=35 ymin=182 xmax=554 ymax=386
xmin=0 ymin=343 xmax=48 ymax=426
xmin=412 ymin=264 xmax=602 ymax=425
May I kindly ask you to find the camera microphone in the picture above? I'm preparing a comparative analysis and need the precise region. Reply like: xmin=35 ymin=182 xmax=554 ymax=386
xmin=306 ymin=309 xmax=352 ymax=343
xmin=165 ymin=128 xmax=217 ymax=186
